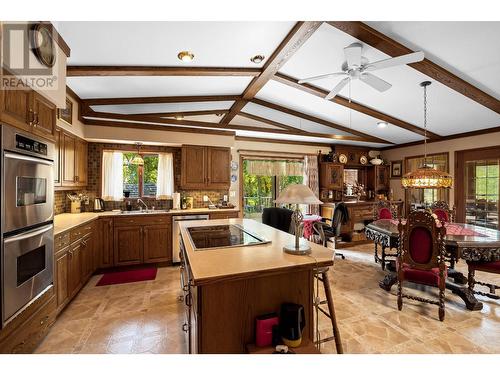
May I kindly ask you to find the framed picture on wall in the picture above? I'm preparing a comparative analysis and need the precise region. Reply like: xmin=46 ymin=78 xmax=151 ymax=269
xmin=57 ymin=97 xmax=73 ymax=125
xmin=390 ymin=160 xmax=403 ymax=178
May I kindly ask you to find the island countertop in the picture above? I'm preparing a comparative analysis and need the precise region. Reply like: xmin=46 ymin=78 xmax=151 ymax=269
xmin=179 ymin=218 xmax=334 ymax=286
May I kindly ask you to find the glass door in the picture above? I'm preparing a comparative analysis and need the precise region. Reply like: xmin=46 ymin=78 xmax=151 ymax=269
xmin=456 ymin=147 xmax=500 ymax=230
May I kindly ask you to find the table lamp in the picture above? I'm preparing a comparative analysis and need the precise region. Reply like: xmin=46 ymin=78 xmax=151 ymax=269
xmin=274 ymin=184 xmax=323 ymax=255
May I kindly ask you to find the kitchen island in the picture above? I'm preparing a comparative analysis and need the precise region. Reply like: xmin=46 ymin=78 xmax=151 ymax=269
xmin=178 ymin=218 xmax=334 ymax=354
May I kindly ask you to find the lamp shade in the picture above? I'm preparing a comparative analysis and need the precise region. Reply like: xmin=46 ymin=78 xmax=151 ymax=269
xmin=274 ymin=184 xmax=322 ymax=205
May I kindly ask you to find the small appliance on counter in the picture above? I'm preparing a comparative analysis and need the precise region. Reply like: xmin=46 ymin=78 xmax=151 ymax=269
xmin=279 ymin=303 xmax=305 ymax=348
xmin=94 ymin=198 xmax=105 ymax=212
xmin=255 ymin=313 xmax=279 ymax=347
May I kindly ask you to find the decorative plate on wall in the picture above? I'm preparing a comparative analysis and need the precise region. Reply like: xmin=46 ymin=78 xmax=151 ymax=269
xmin=231 ymin=174 xmax=237 ymax=183
xmin=231 ymin=161 xmax=238 ymax=171
xmin=339 ymin=154 xmax=348 ymax=164
xmin=360 ymin=155 xmax=368 ymax=165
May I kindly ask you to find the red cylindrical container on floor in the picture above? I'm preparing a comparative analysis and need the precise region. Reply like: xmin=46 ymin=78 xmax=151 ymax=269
xmin=255 ymin=313 xmax=279 ymax=347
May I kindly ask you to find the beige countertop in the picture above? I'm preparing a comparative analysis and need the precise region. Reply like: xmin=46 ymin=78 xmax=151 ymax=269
xmin=179 ymin=218 xmax=334 ymax=286
xmin=53 ymin=207 xmax=240 ymax=235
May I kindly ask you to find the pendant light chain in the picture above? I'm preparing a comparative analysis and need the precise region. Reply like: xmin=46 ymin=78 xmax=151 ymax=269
xmin=423 ymin=83 xmax=428 ymax=163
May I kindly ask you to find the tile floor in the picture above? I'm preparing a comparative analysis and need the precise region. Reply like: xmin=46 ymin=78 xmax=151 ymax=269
xmin=35 ymin=244 xmax=499 ymax=354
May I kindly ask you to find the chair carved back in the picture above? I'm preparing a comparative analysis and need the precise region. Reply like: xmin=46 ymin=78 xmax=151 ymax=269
xmin=373 ymin=200 xmax=397 ymax=220
xmin=430 ymin=200 xmax=455 ymax=223
xmin=398 ymin=210 xmax=446 ymax=271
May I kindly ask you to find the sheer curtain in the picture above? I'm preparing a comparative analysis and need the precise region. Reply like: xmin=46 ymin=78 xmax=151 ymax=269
xmin=102 ymin=151 xmax=123 ymax=201
xmin=156 ymin=153 xmax=174 ymax=199
xmin=304 ymin=155 xmax=320 ymax=215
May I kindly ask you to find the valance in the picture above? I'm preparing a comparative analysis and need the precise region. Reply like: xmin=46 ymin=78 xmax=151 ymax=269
xmin=246 ymin=159 xmax=303 ymax=176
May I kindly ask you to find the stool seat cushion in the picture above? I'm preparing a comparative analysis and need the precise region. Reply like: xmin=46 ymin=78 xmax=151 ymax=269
xmin=467 ymin=261 xmax=500 ymax=274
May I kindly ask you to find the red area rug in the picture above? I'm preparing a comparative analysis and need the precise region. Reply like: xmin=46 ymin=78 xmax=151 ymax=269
xmin=96 ymin=267 xmax=157 ymax=286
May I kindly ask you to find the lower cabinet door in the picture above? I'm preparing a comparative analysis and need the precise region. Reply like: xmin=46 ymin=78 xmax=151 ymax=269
xmin=55 ymin=250 xmax=69 ymax=312
xmin=68 ymin=243 xmax=82 ymax=298
xmin=114 ymin=225 xmax=143 ymax=266
xmin=99 ymin=218 xmax=114 ymax=268
xmin=143 ymin=224 xmax=171 ymax=263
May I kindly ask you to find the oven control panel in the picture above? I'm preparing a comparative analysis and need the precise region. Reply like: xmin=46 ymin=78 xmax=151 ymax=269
xmin=15 ymin=134 xmax=48 ymax=156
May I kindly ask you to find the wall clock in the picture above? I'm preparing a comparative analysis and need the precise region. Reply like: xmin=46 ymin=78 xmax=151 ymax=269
xmin=31 ymin=23 xmax=56 ymax=68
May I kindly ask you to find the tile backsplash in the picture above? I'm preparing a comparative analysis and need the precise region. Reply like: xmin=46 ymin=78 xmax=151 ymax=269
xmin=54 ymin=142 xmax=229 ymax=215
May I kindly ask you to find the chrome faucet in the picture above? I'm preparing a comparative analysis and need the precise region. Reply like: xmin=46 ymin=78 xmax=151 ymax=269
xmin=137 ymin=199 xmax=149 ymax=211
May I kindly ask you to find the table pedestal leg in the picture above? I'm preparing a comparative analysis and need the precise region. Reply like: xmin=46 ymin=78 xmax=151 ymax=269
xmin=447 ymin=281 xmax=483 ymax=311
xmin=447 ymin=268 xmax=468 ymax=285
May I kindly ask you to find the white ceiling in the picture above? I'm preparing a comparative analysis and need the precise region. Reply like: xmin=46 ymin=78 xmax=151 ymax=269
xmin=58 ymin=21 xmax=500 ymax=146
xmin=56 ymin=22 xmax=295 ymax=67
xmin=279 ymin=22 xmax=500 ymax=137
xmin=366 ymin=21 xmax=500 ymax=100
xmin=91 ymin=101 xmax=234 ymax=114
xmin=68 ymin=76 xmax=252 ymax=99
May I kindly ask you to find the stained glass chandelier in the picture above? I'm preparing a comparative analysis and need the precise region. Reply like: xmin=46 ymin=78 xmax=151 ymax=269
xmin=130 ymin=142 xmax=144 ymax=166
xmin=401 ymin=81 xmax=453 ymax=189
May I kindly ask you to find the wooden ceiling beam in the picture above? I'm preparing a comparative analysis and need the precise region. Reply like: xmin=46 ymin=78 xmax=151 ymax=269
xmin=220 ymin=21 xmax=322 ymax=125
xmin=235 ymin=136 xmax=332 ymax=147
xmin=83 ymin=111 xmax=378 ymax=143
xmin=82 ymin=95 xmax=240 ymax=106
xmin=252 ymin=98 xmax=392 ymax=145
xmin=67 ymin=66 xmax=262 ymax=77
xmin=272 ymin=73 xmax=442 ymax=140
xmin=328 ymin=21 xmax=500 ymax=115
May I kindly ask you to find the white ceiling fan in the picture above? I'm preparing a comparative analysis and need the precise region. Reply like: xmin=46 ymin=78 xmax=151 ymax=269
xmin=298 ymin=43 xmax=425 ymax=100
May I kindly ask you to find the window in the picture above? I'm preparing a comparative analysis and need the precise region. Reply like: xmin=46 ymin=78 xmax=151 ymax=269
xmin=123 ymin=153 xmax=159 ymax=198
xmin=102 ymin=150 xmax=173 ymax=201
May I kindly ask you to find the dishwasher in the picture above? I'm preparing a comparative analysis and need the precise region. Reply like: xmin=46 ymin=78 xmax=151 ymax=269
xmin=172 ymin=214 xmax=209 ymax=263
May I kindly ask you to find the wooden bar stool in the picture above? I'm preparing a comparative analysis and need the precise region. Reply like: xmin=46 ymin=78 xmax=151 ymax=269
xmin=313 ymin=267 xmax=343 ymax=354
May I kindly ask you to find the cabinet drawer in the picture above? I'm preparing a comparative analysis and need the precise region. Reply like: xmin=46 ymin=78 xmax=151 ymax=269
xmin=114 ymin=215 xmax=171 ymax=227
xmin=55 ymin=231 xmax=71 ymax=251
xmin=0 ymin=296 xmax=56 ymax=354
xmin=209 ymin=211 xmax=239 ymax=220
xmin=70 ymin=222 xmax=95 ymax=243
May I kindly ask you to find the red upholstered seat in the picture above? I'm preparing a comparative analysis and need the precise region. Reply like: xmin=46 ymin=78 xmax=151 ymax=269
xmin=467 ymin=261 xmax=500 ymax=273
xmin=433 ymin=208 xmax=449 ymax=223
xmin=378 ymin=207 xmax=393 ymax=220
xmin=399 ymin=262 xmax=447 ymax=286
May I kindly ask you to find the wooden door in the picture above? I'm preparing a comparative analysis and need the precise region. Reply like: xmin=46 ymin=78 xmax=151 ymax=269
xmin=62 ymin=132 xmax=76 ymax=186
xmin=143 ymin=224 xmax=171 ymax=263
xmin=98 ymin=218 xmax=114 ymax=268
xmin=55 ymin=250 xmax=69 ymax=311
xmin=75 ymin=139 xmax=88 ymax=186
xmin=0 ymin=88 xmax=32 ymax=132
xmin=181 ymin=145 xmax=207 ymax=189
xmin=113 ymin=226 xmax=143 ymax=266
xmin=54 ymin=128 xmax=62 ymax=187
xmin=31 ymin=92 xmax=56 ymax=141
xmin=68 ymin=242 xmax=82 ymax=297
xmin=207 ymin=147 xmax=231 ymax=189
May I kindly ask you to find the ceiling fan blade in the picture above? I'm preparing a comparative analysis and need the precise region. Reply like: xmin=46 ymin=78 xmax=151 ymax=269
xmin=360 ymin=73 xmax=392 ymax=92
xmin=364 ymin=51 xmax=425 ymax=71
xmin=344 ymin=43 xmax=362 ymax=68
xmin=325 ymin=77 xmax=350 ymax=100
xmin=298 ymin=72 xmax=347 ymax=84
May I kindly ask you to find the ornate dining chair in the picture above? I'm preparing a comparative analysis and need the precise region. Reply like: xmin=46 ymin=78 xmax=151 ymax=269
xmin=466 ymin=260 xmax=499 ymax=300
xmin=430 ymin=201 xmax=455 ymax=223
xmin=397 ymin=210 xmax=448 ymax=321
xmin=373 ymin=200 xmax=398 ymax=270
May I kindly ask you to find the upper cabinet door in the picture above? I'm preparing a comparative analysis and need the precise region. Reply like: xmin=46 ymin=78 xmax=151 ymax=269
xmin=75 ymin=139 xmax=88 ymax=186
xmin=0 ymin=89 xmax=32 ymax=132
xmin=207 ymin=147 xmax=231 ymax=190
xmin=54 ymin=128 xmax=62 ymax=186
xmin=31 ymin=92 xmax=56 ymax=141
xmin=181 ymin=145 xmax=207 ymax=189
xmin=62 ymin=132 xmax=76 ymax=186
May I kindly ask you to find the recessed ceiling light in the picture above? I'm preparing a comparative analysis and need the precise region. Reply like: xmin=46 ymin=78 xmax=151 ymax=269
xmin=177 ymin=51 xmax=194 ymax=62
xmin=216 ymin=113 xmax=224 ymax=117
xmin=250 ymin=54 xmax=265 ymax=64
xmin=377 ymin=121 xmax=388 ymax=129
xmin=175 ymin=115 xmax=184 ymax=120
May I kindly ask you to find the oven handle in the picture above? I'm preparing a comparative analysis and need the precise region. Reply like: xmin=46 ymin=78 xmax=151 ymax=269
xmin=4 ymin=152 xmax=53 ymax=166
xmin=4 ymin=224 xmax=53 ymax=243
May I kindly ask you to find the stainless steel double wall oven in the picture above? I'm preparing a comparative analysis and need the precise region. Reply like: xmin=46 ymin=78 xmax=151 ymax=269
xmin=1 ymin=124 xmax=54 ymax=327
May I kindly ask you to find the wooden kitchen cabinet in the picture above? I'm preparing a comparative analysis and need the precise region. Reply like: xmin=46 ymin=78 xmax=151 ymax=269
xmin=143 ymin=224 xmax=171 ymax=263
xmin=55 ymin=249 xmax=69 ymax=313
xmin=181 ymin=145 xmax=231 ymax=190
xmin=68 ymin=241 xmax=82 ymax=298
xmin=54 ymin=128 xmax=62 ymax=187
xmin=367 ymin=165 xmax=390 ymax=193
xmin=208 ymin=211 xmax=240 ymax=220
xmin=59 ymin=130 xmax=88 ymax=188
xmin=114 ymin=226 xmax=143 ymax=266
xmin=75 ymin=138 xmax=88 ymax=186
xmin=97 ymin=218 xmax=114 ymax=268
xmin=319 ymin=162 xmax=344 ymax=190
xmin=0 ymin=86 xmax=56 ymax=141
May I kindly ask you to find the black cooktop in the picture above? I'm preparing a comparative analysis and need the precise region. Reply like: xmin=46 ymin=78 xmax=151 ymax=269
xmin=187 ymin=224 xmax=270 ymax=250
